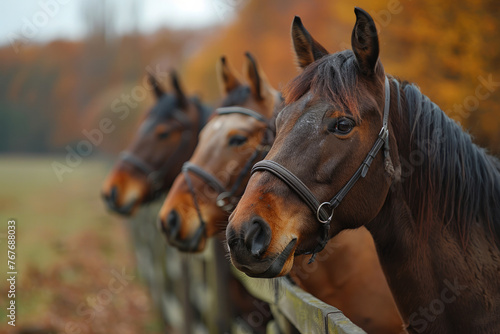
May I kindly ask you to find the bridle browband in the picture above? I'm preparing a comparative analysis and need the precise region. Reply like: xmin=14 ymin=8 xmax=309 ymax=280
xmin=182 ymin=106 xmax=272 ymax=229
xmin=119 ymin=100 xmax=206 ymax=199
xmin=251 ymin=76 xmax=395 ymax=262
xmin=216 ymin=106 xmax=267 ymax=123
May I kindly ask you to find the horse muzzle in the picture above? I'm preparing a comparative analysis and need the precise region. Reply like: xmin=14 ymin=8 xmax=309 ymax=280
xmin=158 ymin=210 xmax=207 ymax=252
xmin=226 ymin=217 xmax=297 ymax=278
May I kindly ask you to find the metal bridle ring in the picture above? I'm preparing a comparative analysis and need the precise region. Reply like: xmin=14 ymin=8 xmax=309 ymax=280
xmin=216 ymin=192 xmax=235 ymax=211
xmin=316 ymin=202 xmax=334 ymax=224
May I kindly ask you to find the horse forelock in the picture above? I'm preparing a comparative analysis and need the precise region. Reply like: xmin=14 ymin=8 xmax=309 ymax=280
xmin=221 ymin=85 xmax=251 ymax=107
xmin=149 ymin=94 xmax=180 ymax=119
xmin=283 ymin=50 xmax=362 ymax=121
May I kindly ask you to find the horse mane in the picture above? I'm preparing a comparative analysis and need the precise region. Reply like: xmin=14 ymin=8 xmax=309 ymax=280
xmin=149 ymin=94 xmax=182 ymax=119
xmin=149 ymin=93 xmax=212 ymax=131
xmin=283 ymin=50 xmax=362 ymax=119
xmin=400 ymin=82 xmax=500 ymax=244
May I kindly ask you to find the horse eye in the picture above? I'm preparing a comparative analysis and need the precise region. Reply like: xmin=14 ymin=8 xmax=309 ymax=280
xmin=228 ymin=135 xmax=247 ymax=146
xmin=328 ymin=118 xmax=355 ymax=135
xmin=157 ymin=130 xmax=170 ymax=139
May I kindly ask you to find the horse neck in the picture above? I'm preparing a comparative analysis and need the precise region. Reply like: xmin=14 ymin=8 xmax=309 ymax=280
xmin=365 ymin=82 xmax=500 ymax=333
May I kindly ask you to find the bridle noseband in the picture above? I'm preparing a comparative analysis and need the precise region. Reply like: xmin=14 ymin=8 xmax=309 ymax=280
xmin=119 ymin=104 xmax=202 ymax=199
xmin=182 ymin=107 xmax=272 ymax=229
xmin=251 ymin=76 xmax=396 ymax=262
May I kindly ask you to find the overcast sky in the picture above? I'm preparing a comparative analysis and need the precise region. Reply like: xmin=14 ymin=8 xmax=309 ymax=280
xmin=0 ymin=0 xmax=238 ymax=47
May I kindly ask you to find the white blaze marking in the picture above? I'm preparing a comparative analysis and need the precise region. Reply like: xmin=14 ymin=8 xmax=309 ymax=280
xmin=212 ymin=120 xmax=222 ymax=131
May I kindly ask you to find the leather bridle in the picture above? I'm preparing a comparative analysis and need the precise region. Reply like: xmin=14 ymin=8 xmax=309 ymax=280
xmin=119 ymin=102 xmax=206 ymax=199
xmin=251 ymin=76 xmax=396 ymax=262
xmin=182 ymin=106 xmax=272 ymax=230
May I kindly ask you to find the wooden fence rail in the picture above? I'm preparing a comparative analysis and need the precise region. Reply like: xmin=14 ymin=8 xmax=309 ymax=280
xmin=127 ymin=200 xmax=365 ymax=334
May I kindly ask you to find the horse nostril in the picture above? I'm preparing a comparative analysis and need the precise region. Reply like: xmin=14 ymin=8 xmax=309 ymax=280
xmin=166 ymin=210 xmax=180 ymax=236
xmin=244 ymin=218 xmax=271 ymax=258
xmin=157 ymin=217 xmax=168 ymax=235
xmin=110 ymin=186 xmax=118 ymax=204
xmin=102 ymin=186 xmax=118 ymax=209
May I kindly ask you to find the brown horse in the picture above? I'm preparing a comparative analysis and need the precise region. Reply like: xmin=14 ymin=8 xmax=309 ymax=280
xmin=102 ymin=72 xmax=211 ymax=215
xmin=155 ymin=55 xmax=275 ymax=333
xmin=159 ymin=53 xmax=404 ymax=333
xmin=226 ymin=9 xmax=500 ymax=333
xmin=158 ymin=53 xmax=279 ymax=251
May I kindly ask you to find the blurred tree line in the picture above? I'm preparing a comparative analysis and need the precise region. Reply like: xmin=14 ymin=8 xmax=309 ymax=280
xmin=0 ymin=0 xmax=210 ymax=154
xmin=1 ymin=0 xmax=499 ymax=155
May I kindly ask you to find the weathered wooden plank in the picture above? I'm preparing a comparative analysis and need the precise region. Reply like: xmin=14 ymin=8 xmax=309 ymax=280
xmin=213 ymin=239 xmax=233 ymax=334
xmin=161 ymin=293 xmax=184 ymax=329
xmin=230 ymin=268 xmax=276 ymax=304
xmin=128 ymin=202 xmax=365 ymax=334
xmin=266 ymin=320 xmax=282 ymax=334
xmin=231 ymin=267 xmax=365 ymax=334
xmin=326 ymin=312 xmax=366 ymax=334
xmin=275 ymin=280 xmax=325 ymax=334
xmin=233 ymin=318 xmax=258 ymax=334
xmin=269 ymin=304 xmax=295 ymax=334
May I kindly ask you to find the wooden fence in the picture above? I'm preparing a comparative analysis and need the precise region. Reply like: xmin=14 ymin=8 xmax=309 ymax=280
xmin=127 ymin=199 xmax=365 ymax=334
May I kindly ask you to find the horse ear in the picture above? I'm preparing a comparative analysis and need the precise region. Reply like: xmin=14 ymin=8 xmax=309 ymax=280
xmin=351 ymin=7 xmax=380 ymax=76
xmin=170 ymin=71 xmax=187 ymax=108
xmin=217 ymin=56 xmax=242 ymax=95
xmin=291 ymin=16 xmax=329 ymax=69
xmin=243 ymin=52 xmax=274 ymax=101
xmin=148 ymin=73 xmax=165 ymax=99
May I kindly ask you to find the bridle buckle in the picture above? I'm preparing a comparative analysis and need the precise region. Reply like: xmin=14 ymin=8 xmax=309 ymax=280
xmin=316 ymin=202 xmax=334 ymax=224
xmin=379 ymin=126 xmax=389 ymax=141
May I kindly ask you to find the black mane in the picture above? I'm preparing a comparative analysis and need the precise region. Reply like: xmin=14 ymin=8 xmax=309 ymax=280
xmin=399 ymin=82 xmax=500 ymax=243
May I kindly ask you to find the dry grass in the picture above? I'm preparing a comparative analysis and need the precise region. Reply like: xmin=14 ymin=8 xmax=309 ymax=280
xmin=0 ymin=155 xmax=162 ymax=334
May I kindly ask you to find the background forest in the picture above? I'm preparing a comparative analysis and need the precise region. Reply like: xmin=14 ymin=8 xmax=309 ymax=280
xmin=2 ymin=0 xmax=499 ymax=156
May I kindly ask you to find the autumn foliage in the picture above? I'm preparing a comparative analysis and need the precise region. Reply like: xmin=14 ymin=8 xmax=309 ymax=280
xmin=1 ymin=0 xmax=499 ymax=154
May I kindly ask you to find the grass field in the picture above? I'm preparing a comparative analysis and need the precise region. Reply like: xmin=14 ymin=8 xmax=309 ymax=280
xmin=0 ymin=155 xmax=162 ymax=333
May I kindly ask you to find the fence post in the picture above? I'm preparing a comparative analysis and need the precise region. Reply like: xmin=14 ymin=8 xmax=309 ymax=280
xmin=214 ymin=239 xmax=233 ymax=333
xmin=180 ymin=259 xmax=193 ymax=334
